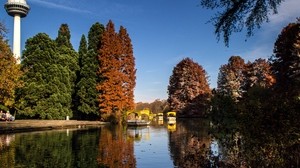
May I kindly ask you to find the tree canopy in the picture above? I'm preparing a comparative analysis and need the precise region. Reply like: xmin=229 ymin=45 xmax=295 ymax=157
xmin=0 ymin=23 xmax=23 ymax=109
xmin=168 ymin=57 xmax=211 ymax=117
xmin=200 ymin=0 xmax=284 ymax=46
xmin=75 ymin=22 xmax=105 ymax=119
xmin=16 ymin=33 xmax=73 ymax=119
xmin=97 ymin=20 xmax=136 ymax=122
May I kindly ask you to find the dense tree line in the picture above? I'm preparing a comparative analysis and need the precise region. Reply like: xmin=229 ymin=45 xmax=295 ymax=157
xmin=0 ymin=20 xmax=136 ymax=122
xmin=210 ymin=20 xmax=300 ymax=167
xmin=135 ymin=99 xmax=170 ymax=114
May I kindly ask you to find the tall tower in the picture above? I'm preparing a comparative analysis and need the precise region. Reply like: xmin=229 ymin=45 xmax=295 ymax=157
xmin=4 ymin=0 xmax=30 ymax=63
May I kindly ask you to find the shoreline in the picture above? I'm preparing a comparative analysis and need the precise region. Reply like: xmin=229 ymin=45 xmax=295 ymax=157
xmin=0 ymin=120 xmax=109 ymax=134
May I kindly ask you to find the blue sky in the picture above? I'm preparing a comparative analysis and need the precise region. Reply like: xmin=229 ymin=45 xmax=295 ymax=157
xmin=1 ymin=0 xmax=299 ymax=102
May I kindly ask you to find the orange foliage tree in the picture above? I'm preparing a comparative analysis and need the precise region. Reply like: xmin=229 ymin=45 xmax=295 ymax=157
xmin=97 ymin=21 xmax=136 ymax=123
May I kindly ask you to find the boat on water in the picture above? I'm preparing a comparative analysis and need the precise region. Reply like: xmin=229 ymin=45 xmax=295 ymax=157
xmin=167 ymin=111 xmax=176 ymax=124
xmin=127 ymin=120 xmax=151 ymax=126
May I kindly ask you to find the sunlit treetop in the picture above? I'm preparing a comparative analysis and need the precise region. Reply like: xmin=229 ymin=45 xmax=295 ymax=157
xmin=200 ymin=0 xmax=283 ymax=46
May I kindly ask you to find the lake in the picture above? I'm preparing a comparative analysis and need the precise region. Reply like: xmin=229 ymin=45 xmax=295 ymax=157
xmin=0 ymin=118 xmax=298 ymax=168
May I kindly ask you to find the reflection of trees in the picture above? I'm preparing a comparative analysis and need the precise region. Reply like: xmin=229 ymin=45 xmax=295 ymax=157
xmin=0 ymin=135 xmax=16 ymax=168
xmin=98 ymin=125 xmax=136 ymax=168
xmin=0 ymin=128 xmax=102 ymax=168
xmin=169 ymin=119 xmax=211 ymax=168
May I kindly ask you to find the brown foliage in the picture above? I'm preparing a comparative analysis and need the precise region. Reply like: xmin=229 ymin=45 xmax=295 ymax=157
xmin=168 ymin=58 xmax=211 ymax=117
xmin=97 ymin=21 xmax=136 ymax=122
xmin=217 ymin=56 xmax=246 ymax=100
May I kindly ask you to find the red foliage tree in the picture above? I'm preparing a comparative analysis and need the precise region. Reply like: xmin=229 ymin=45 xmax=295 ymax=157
xmin=168 ymin=58 xmax=211 ymax=117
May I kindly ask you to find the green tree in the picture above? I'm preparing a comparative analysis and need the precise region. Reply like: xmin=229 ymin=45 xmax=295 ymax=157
xmin=0 ymin=22 xmax=23 ymax=110
xmin=55 ymin=24 xmax=79 ymax=118
xmin=200 ymin=0 xmax=284 ymax=46
xmin=15 ymin=33 xmax=72 ymax=119
xmin=76 ymin=22 xmax=105 ymax=119
xmin=168 ymin=57 xmax=211 ymax=117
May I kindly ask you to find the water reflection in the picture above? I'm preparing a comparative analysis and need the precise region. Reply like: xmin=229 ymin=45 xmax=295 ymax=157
xmin=0 ymin=126 xmax=136 ymax=168
xmin=169 ymin=118 xmax=212 ymax=168
xmin=0 ymin=117 xmax=298 ymax=168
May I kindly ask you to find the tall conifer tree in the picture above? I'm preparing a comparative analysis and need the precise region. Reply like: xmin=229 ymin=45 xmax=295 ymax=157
xmin=97 ymin=20 xmax=124 ymax=122
xmin=118 ymin=26 xmax=136 ymax=111
xmin=55 ymin=24 xmax=79 ymax=117
xmin=15 ymin=33 xmax=72 ymax=119
xmin=76 ymin=22 xmax=104 ymax=119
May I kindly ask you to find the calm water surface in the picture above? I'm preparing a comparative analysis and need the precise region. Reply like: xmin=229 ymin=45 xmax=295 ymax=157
xmin=0 ymin=118 xmax=298 ymax=168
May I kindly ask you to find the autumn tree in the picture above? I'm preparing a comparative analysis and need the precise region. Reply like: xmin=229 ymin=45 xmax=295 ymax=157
xmin=0 ymin=22 xmax=23 ymax=110
xmin=76 ymin=22 xmax=105 ymax=119
xmin=243 ymin=58 xmax=275 ymax=91
xmin=271 ymin=20 xmax=300 ymax=97
xmin=168 ymin=58 xmax=211 ymax=117
xmin=97 ymin=20 xmax=124 ymax=122
xmin=97 ymin=21 xmax=136 ymax=123
xmin=15 ymin=33 xmax=72 ymax=119
xmin=217 ymin=56 xmax=246 ymax=101
xmin=118 ymin=26 xmax=136 ymax=111
xmin=200 ymin=0 xmax=284 ymax=46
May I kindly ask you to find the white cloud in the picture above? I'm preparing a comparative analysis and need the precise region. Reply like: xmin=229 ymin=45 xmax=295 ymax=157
xmin=268 ymin=0 xmax=300 ymax=26
xmin=29 ymin=0 xmax=91 ymax=14
xmin=240 ymin=44 xmax=273 ymax=62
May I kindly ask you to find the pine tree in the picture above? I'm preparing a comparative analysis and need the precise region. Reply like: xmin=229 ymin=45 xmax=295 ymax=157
xmin=118 ymin=26 xmax=136 ymax=111
xmin=217 ymin=56 xmax=246 ymax=100
xmin=76 ymin=22 xmax=105 ymax=119
xmin=97 ymin=20 xmax=124 ymax=122
xmin=15 ymin=33 xmax=72 ymax=119
xmin=0 ymin=23 xmax=23 ymax=110
xmin=168 ymin=58 xmax=211 ymax=117
xmin=55 ymin=24 xmax=79 ymax=118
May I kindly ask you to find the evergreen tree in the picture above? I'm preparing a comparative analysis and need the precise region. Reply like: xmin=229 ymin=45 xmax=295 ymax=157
xmin=97 ymin=20 xmax=124 ymax=123
xmin=76 ymin=23 xmax=104 ymax=120
xmin=217 ymin=56 xmax=246 ymax=101
xmin=55 ymin=24 xmax=79 ymax=117
xmin=78 ymin=35 xmax=87 ymax=71
xmin=15 ymin=33 xmax=72 ymax=119
xmin=0 ymin=23 xmax=23 ymax=110
xmin=118 ymin=26 xmax=136 ymax=111
xmin=168 ymin=58 xmax=211 ymax=117
xmin=56 ymin=24 xmax=73 ymax=49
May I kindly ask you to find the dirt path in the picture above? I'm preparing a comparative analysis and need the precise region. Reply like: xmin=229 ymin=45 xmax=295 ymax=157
xmin=0 ymin=120 xmax=108 ymax=134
